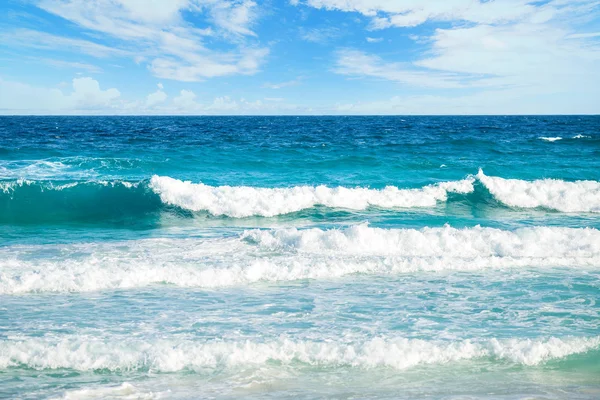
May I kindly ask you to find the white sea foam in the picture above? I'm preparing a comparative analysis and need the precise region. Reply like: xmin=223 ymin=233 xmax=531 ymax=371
xmin=1 ymin=226 xmax=598 ymax=294
xmin=52 ymin=383 xmax=162 ymax=400
xmin=148 ymin=175 xmax=475 ymax=217
xmin=244 ymin=224 xmax=600 ymax=257
xmin=150 ymin=172 xmax=600 ymax=216
xmin=0 ymin=179 xmax=141 ymax=193
xmin=1 ymin=336 xmax=598 ymax=372
xmin=4 ymin=172 xmax=598 ymax=216
xmin=573 ymin=134 xmax=591 ymax=139
xmin=539 ymin=136 xmax=562 ymax=142
xmin=0 ymin=160 xmax=72 ymax=180
xmin=0 ymin=157 xmax=140 ymax=181
xmin=0 ymin=178 xmax=35 ymax=193
xmin=477 ymin=170 xmax=600 ymax=213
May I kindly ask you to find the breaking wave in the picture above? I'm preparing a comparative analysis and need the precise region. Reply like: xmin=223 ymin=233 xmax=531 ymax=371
xmin=1 ymin=170 xmax=599 ymax=223
xmin=148 ymin=175 xmax=475 ymax=217
xmin=477 ymin=170 xmax=600 ymax=213
xmin=2 ymin=335 xmax=598 ymax=372
xmin=1 ymin=225 xmax=598 ymax=294
xmin=243 ymin=224 xmax=600 ymax=257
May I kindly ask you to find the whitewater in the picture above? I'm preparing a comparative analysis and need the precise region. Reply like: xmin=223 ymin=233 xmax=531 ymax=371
xmin=1 ymin=115 xmax=599 ymax=399
xmin=2 ymin=170 xmax=600 ymax=225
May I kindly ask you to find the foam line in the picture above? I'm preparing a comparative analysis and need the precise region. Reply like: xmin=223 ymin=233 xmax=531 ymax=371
xmin=1 ymin=225 xmax=598 ymax=293
xmin=149 ymin=175 xmax=475 ymax=217
xmin=2 ymin=336 xmax=598 ymax=372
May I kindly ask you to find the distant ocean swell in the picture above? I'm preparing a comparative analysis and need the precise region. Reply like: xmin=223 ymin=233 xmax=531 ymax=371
xmin=2 ymin=335 xmax=598 ymax=372
xmin=1 ymin=170 xmax=599 ymax=223
xmin=2 ymin=225 xmax=599 ymax=293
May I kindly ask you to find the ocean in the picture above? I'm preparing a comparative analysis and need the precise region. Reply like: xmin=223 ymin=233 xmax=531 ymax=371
xmin=0 ymin=115 xmax=599 ymax=399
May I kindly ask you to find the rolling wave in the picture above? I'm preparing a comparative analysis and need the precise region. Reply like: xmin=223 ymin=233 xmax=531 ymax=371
xmin=1 ymin=171 xmax=599 ymax=223
xmin=0 ymin=179 xmax=161 ymax=224
xmin=477 ymin=170 xmax=600 ymax=213
xmin=243 ymin=224 xmax=600 ymax=257
xmin=2 ymin=225 xmax=598 ymax=294
xmin=2 ymin=335 xmax=598 ymax=372
xmin=148 ymin=175 xmax=475 ymax=217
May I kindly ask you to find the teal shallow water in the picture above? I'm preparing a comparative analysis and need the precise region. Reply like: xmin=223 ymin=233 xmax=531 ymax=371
xmin=1 ymin=116 xmax=599 ymax=399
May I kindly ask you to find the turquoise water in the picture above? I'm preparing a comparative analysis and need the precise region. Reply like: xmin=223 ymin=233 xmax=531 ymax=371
xmin=1 ymin=116 xmax=599 ymax=399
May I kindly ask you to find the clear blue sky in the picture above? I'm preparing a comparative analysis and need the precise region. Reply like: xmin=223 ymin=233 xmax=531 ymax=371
xmin=1 ymin=0 xmax=599 ymax=115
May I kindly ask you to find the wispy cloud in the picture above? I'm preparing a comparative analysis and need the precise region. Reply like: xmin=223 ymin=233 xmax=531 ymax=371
xmin=0 ymin=29 xmax=131 ymax=58
xmin=566 ymin=31 xmax=600 ymax=39
xmin=300 ymin=26 xmax=341 ymax=44
xmin=41 ymin=58 xmax=103 ymax=73
xmin=295 ymin=0 xmax=541 ymax=28
xmin=0 ymin=76 xmax=120 ymax=112
xmin=262 ymin=77 xmax=303 ymax=89
xmin=0 ymin=76 xmax=305 ymax=115
xmin=327 ymin=0 xmax=600 ymax=97
xmin=25 ymin=0 xmax=269 ymax=82
xmin=334 ymin=49 xmax=471 ymax=89
xmin=1 ymin=0 xmax=599 ymax=115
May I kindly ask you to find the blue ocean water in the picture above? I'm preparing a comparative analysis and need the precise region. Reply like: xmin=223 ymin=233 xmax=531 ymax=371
xmin=1 ymin=116 xmax=599 ymax=399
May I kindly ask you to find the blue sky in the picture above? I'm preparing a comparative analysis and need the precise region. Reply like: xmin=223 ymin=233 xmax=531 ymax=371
xmin=0 ymin=0 xmax=599 ymax=114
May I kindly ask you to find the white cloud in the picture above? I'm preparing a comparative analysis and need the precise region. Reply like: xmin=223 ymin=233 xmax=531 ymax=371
xmin=30 ymin=0 xmax=268 ymax=82
xmin=149 ymin=47 xmax=269 ymax=81
xmin=0 ymin=29 xmax=131 ymax=58
xmin=39 ymin=58 xmax=103 ymax=73
xmin=173 ymin=89 xmax=200 ymax=111
xmin=204 ymin=0 xmax=258 ymax=37
xmin=566 ymin=31 xmax=600 ymax=39
xmin=0 ymin=77 xmax=120 ymax=112
xmin=300 ymin=27 xmax=341 ymax=43
xmin=297 ymin=0 xmax=541 ymax=28
xmin=327 ymin=0 xmax=600 ymax=103
xmin=2 ymin=74 xmax=598 ymax=115
xmin=3 ymin=0 xmax=599 ymax=114
xmin=415 ymin=22 xmax=600 ymax=91
xmin=262 ymin=77 xmax=302 ymax=89
xmin=146 ymin=83 xmax=168 ymax=107
xmin=0 ymin=80 xmax=67 ymax=112
xmin=37 ymin=0 xmax=259 ymax=38
xmin=0 ymin=77 xmax=304 ymax=114
xmin=39 ymin=0 xmax=187 ymax=38
xmin=207 ymin=96 xmax=240 ymax=111
xmin=334 ymin=49 xmax=471 ymax=89
xmin=113 ymin=0 xmax=191 ymax=24
xmin=70 ymin=77 xmax=120 ymax=107
xmin=167 ymin=91 xmax=301 ymax=114
xmin=332 ymin=87 xmax=600 ymax=115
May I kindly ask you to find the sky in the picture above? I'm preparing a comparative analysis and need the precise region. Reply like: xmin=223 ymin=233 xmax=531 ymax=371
xmin=0 ymin=0 xmax=599 ymax=115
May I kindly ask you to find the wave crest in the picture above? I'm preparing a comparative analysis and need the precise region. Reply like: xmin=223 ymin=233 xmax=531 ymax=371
xmin=2 ymin=336 xmax=597 ymax=372
xmin=1 ymin=171 xmax=599 ymax=222
xmin=244 ymin=224 xmax=600 ymax=257
xmin=2 ymin=226 xmax=599 ymax=294
xmin=477 ymin=169 xmax=600 ymax=213
xmin=148 ymin=175 xmax=475 ymax=217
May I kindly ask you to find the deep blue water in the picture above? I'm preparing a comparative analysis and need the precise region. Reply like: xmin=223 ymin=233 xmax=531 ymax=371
xmin=1 ymin=116 xmax=599 ymax=399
